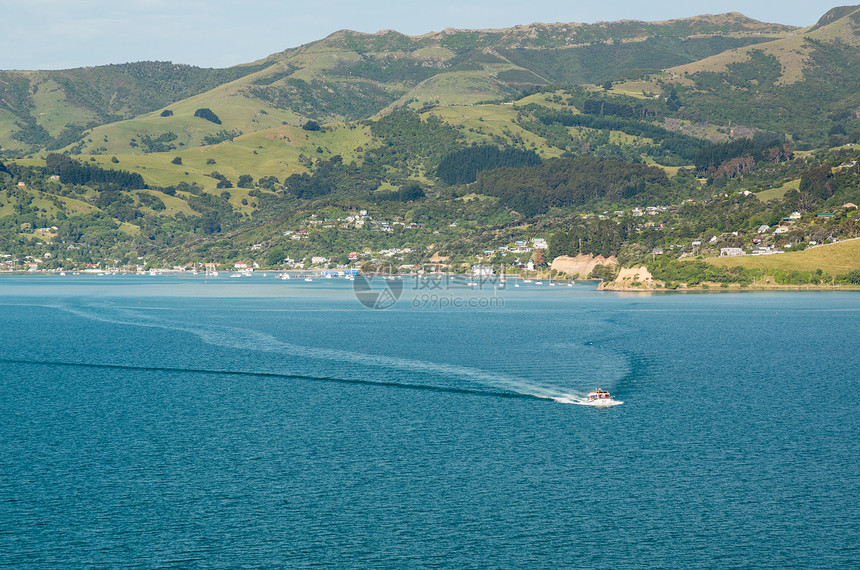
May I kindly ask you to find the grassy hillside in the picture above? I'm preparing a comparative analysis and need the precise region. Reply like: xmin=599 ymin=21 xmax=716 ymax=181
xmin=669 ymin=5 xmax=860 ymax=83
xmin=618 ymin=5 xmax=860 ymax=144
xmin=64 ymin=121 xmax=375 ymax=201
xmin=1 ymin=13 xmax=794 ymax=157
xmin=708 ymin=238 xmax=860 ymax=274
xmin=0 ymin=62 xmax=272 ymax=155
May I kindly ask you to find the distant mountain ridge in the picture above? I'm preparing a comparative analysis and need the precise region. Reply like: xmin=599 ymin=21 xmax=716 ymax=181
xmin=648 ymin=4 xmax=860 ymax=141
xmin=0 ymin=12 xmax=795 ymax=156
xmin=810 ymin=4 xmax=860 ymax=30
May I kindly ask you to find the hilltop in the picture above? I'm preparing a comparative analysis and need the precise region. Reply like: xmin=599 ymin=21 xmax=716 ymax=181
xmin=0 ymin=12 xmax=794 ymax=156
xmin=615 ymin=4 xmax=860 ymax=142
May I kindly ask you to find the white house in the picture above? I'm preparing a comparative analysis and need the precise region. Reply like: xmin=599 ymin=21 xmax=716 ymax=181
xmin=751 ymin=246 xmax=782 ymax=255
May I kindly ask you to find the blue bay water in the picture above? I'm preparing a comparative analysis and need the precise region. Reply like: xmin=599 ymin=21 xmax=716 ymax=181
xmin=0 ymin=275 xmax=858 ymax=567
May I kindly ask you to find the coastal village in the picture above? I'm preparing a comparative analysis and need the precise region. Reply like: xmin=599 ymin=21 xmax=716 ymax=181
xmin=3 ymin=189 xmax=856 ymax=280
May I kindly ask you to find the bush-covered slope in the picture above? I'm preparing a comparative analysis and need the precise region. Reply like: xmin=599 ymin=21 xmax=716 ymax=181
xmin=645 ymin=5 xmax=860 ymax=144
xmin=0 ymin=13 xmax=794 ymax=156
xmin=0 ymin=61 xmax=272 ymax=155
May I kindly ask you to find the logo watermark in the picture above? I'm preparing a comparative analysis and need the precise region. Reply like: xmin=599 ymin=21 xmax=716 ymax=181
xmin=353 ymin=272 xmax=508 ymax=310
xmin=411 ymin=273 xmax=507 ymax=292
xmin=412 ymin=294 xmax=505 ymax=310
xmin=353 ymin=273 xmax=404 ymax=310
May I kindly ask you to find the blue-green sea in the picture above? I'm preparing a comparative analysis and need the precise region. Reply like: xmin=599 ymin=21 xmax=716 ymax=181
xmin=1 ymin=275 xmax=857 ymax=567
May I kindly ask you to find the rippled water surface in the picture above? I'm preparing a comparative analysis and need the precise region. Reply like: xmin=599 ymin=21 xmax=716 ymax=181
xmin=1 ymin=275 xmax=857 ymax=567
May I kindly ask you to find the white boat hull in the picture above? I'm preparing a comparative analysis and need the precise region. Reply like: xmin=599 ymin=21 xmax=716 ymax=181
xmin=581 ymin=398 xmax=623 ymax=407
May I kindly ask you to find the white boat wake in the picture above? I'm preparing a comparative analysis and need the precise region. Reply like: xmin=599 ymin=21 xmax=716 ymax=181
xmin=50 ymin=302 xmax=614 ymax=404
xmin=556 ymin=389 xmax=624 ymax=408
xmin=562 ymin=396 xmax=624 ymax=407
xmin=550 ymin=388 xmax=624 ymax=406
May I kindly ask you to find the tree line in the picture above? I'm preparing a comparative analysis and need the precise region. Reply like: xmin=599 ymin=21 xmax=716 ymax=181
xmin=373 ymin=183 xmax=426 ymax=203
xmin=45 ymin=153 xmax=145 ymax=190
xmin=549 ymin=218 xmax=634 ymax=258
xmin=580 ymin=98 xmax=661 ymax=120
xmin=472 ymin=156 xmax=670 ymax=216
xmin=436 ymin=144 xmax=541 ymax=185
xmin=284 ymin=155 xmax=379 ymax=200
xmin=525 ymin=104 xmax=705 ymax=161
xmin=694 ymin=132 xmax=792 ymax=171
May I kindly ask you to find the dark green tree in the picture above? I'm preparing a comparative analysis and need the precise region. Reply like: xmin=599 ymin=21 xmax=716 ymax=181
xmin=666 ymin=87 xmax=681 ymax=112
xmin=194 ymin=108 xmax=221 ymax=124
xmin=302 ymin=120 xmax=321 ymax=131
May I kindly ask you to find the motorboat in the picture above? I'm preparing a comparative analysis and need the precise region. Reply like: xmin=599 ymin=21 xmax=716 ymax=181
xmin=587 ymin=389 xmax=611 ymax=401
xmin=584 ymin=389 xmax=622 ymax=407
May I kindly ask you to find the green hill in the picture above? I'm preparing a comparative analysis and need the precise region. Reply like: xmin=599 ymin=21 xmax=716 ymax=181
xmin=708 ymin=238 xmax=860 ymax=274
xmin=0 ymin=13 xmax=793 ymax=156
xmin=0 ymin=62 xmax=273 ymax=155
xmin=623 ymin=5 xmax=860 ymax=144
xmin=2 ymin=7 xmax=860 ymax=279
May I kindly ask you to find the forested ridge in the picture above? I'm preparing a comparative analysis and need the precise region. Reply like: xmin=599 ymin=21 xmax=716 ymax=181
xmin=45 ymin=153 xmax=145 ymax=190
xmin=472 ymin=157 xmax=671 ymax=216
xmin=436 ymin=145 xmax=541 ymax=185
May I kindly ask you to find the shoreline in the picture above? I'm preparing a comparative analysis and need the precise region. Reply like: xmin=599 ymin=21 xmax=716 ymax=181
xmin=598 ymin=282 xmax=860 ymax=292
xmin=2 ymin=271 xmax=858 ymax=292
